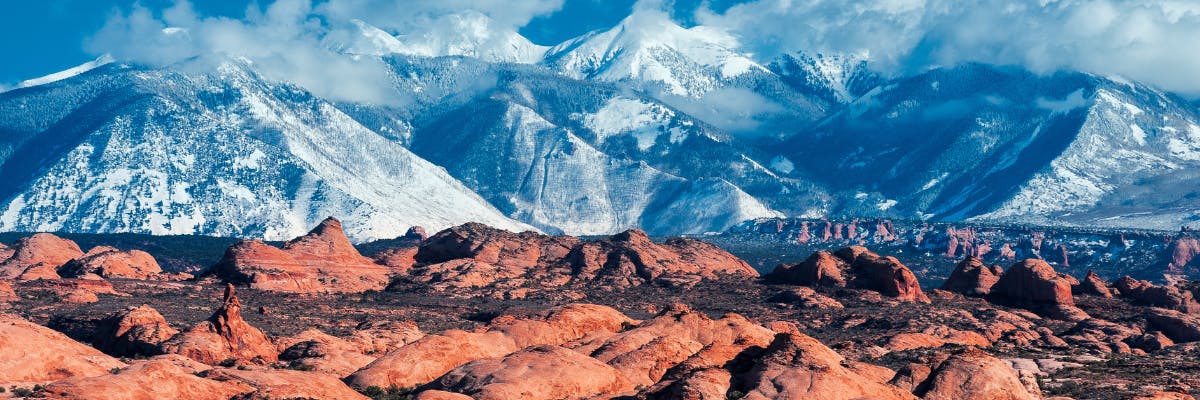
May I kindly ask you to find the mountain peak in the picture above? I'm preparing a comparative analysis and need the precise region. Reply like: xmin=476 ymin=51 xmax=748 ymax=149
xmin=543 ymin=8 xmax=766 ymax=98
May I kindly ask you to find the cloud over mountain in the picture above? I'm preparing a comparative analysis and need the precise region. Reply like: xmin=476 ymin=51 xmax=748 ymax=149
xmin=697 ymin=0 xmax=1200 ymax=95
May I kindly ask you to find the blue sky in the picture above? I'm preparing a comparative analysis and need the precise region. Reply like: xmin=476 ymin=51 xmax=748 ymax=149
xmin=0 ymin=0 xmax=751 ymax=85
xmin=4 ymin=0 xmax=1200 ymax=96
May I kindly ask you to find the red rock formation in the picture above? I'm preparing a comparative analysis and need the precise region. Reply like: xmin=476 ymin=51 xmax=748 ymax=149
xmin=94 ymin=305 xmax=178 ymax=357
xmin=918 ymin=348 xmax=1036 ymax=400
xmin=405 ymin=226 xmax=429 ymax=241
xmin=1079 ymin=271 xmax=1114 ymax=298
xmin=204 ymin=368 xmax=369 ymax=400
xmin=1114 ymin=276 xmax=1200 ymax=313
xmin=767 ymin=251 xmax=846 ymax=287
xmin=0 ymin=313 xmax=126 ymax=385
xmin=213 ymin=217 xmax=391 ymax=293
xmin=989 ymin=259 xmax=1088 ymax=320
xmin=403 ymin=223 xmax=756 ymax=292
xmin=59 ymin=247 xmax=164 ymax=280
xmin=1058 ymin=245 xmax=1071 ymax=267
xmin=0 ymin=279 xmax=16 ymax=301
xmin=161 ymin=285 xmax=277 ymax=364
xmin=433 ymin=345 xmax=633 ymax=400
xmin=1167 ymin=236 xmax=1200 ymax=274
xmin=0 ymin=233 xmax=84 ymax=280
xmin=738 ymin=333 xmax=918 ymax=400
xmin=833 ymin=223 xmax=845 ymax=240
xmin=999 ymin=243 xmax=1017 ymax=260
xmin=832 ymin=247 xmax=928 ymax=303
xmin=348 ymin=303 xmax=632 ymax=389
xmin=796 ymin=221 xmax=811 ymax=244
xmin=42 ymin=356 xmax=252 ymax=400
xmin=1145 ymin=308 xmax=1200 ymax=343
xmin=940 ymin=256 xmax=1003 ymax=296
xmin=820 ymin=220 xmax=833 ymax=241
xmin=582 ymin=304 xmax=776 ymax=388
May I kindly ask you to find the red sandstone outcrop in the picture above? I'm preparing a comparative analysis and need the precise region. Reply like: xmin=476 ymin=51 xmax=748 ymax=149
xmin=940 ymin=256 xmax=1003 ymax=296
xmin=94 ymin=305 xmax=178 ymax=357
xmin=276 ymin=322 xmax=424 ymax=377
xmin=400 ymin=223 xmax=757 ymax=293
xmin=837 ymin=247 xmax=929 ymax=303
xmin=1145 ymin=308 xmax=1200 ymax=343
xmin=203 ymin=368 xmax=369 ymax=400
xmin=59 ymin=247 xmax=164 ymax=280
xmin=1113 ymin=276 xmax=1200 ymax=313
xmin=0 ymin=279 xmax=15 ymax=301
xmin=767 ymin=251 xmax=846 ymax=287
xmin=918 ymin=348 xmax=1037 ymax=400
xmin=0 ymin=313 xmax=126 ymax=385
xmin=0 ymin=233 xmax=84 ymax=280
xmin=432 ymin=345 xmax=633 ymax=400
xmin=738 ymin=333 xmax=917 ymax=400
xmin=20 ymin=278 xmax=124 ymax=304
xmin=1078 ymin=270 xmax=1115 ymax=297
xmin=213 ymin=217 xmax=391 ymax=293
xmin=989 ymin=259 xmax=1088 ymax=320
xmin=347 ymin=303 xmax=632 ymax=389
xmin=161 ymin=285 xmax=277 ymax=364
xmin=581 ymin=304 xmax=776 ymax=388
xmin=42 ymin=356 xmax=252 ymax=400
xmin=769 ymin=286 xmax=844 ymax=309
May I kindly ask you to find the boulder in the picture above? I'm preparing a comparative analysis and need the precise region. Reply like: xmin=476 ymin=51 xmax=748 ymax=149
xmin=432 ymin=345 xmax=632 ymax=400
xmin=0 ymin=233 xmax=84 ymax=280
xmin=769 ymin=286 xmax=844 ymax=309
xmin=1078 ymin=270 xmax=1114 ymax=297
xmin=277 ymin=329 xmax=377 ymax=376
xmin=213 ymin=217 xmax=391 ymax=293
xmin=161 ymin=285 xmax=277 ymax=364
xmin=58 ymin=247 xmax=164 ymax=280
xmin=918 ymin=348 xmax=1036 ymax=400
xmin=203 ymin=368 xmax=369 ymax=400
xmin=348 ymin=303 xmax=632 ymax=389
xmin=42 ymin=357 xmax=252 ymax=400
xmin=767 ymin=251 xmax=846 ymax=287
xmin=581 ymin=304 xmax=776 ymax=388
xmin=843 ymin=249 xmax=929 ymax=303
xmin=940 ymin=256 xmax=1003 ymax=296
xmin=0 ymin=313 xmax=126 ymax=385
xmin=1113 ymin=276 xmax=1200 ymax=313
xmin=94 ymin=305 xmax=178 ymax=357
xmin=737 ymin=333 xmax=918 ymax=400
xmin=1145 ymin=308 xmax=1200 ymax=343
xmin=402 ymin=223 xmax=757 ymax=293
xmin=989 ymin=259 xmax=1087 ymax=320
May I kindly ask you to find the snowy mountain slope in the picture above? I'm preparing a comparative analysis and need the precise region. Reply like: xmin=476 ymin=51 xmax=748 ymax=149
xmin=0 ymin=57 xmax=530 ymax=242
xmin=405 ymin=74 xmax=785 ymax=235
xmin=372 ymin=58 xmax=828 ymax=224
xmin=540 ymin=10 xmax=830 ymax=136
xmin=768 ymin=51 xmax=883 ymax=106
xmin=772 ymin=63 xmax=1200 ymax=229
xmin=15 ymin=54 xmax=114 ymax=90
xmin=326 ymin=13 xmax=547 ymax=63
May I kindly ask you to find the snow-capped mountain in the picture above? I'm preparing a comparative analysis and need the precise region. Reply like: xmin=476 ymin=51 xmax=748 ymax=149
xmin=5 ymin=11 xmax=1200 ymax=240
xmin=382 ymin=57 xmax=793 ymax=235
xmin=325 ymin=12 xmax=547 ymax=63
xmin=0 ymin=56 xmax=529 ymax=242
xmin=773 ymin=63 xmax=1200 ymax=229
xmin=540 ymin=10 xmax=831 ymax=136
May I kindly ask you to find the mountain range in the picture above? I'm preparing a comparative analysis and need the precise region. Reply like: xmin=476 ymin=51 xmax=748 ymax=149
xmin=2 ymin=8 xmax=1200 ymax=242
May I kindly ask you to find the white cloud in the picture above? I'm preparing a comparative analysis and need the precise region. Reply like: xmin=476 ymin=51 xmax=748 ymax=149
xmin=697 ymin=0 xmax=1200 ymax=96
xmin=83 ymin=0 xmax=565 ymax=105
